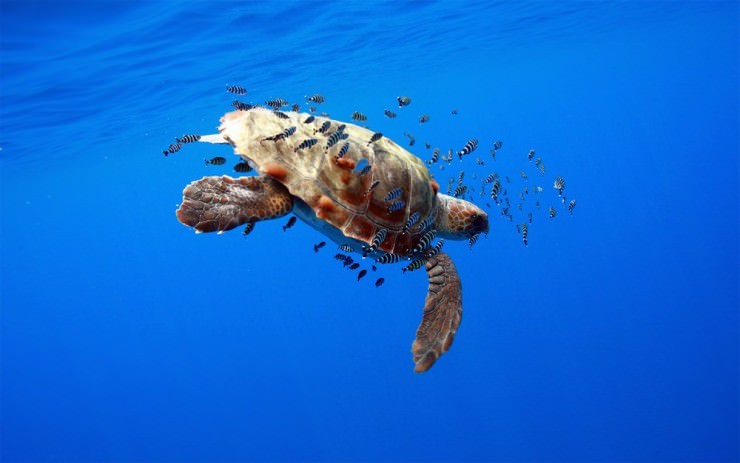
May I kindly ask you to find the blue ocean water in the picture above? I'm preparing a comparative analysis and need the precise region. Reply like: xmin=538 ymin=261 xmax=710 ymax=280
xmin=1 ymin=1 xmax=738 ymax=461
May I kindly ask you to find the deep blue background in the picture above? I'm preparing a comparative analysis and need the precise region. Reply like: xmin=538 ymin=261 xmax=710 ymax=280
xmin=1 ymin=1 xmax=738 ymax=462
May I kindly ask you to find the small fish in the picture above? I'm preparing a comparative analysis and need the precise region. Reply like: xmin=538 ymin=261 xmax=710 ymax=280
xmin=427 ymin=148 xmax=440 ymax=166
xmin=367 ymin=132 xmax=383 ymax=145
xmin=538 ymin=162 xmax=546 ymax=174
xmin=468 ymin=233 xmax=480 ymax=248
xmin=336 ymin=124 xmax=347 ymax=133
xmin=304 ymin=115 xmax=315 ymax=123
xmin=309 ymin=106 xmax=317 ymax=113
xmin=265 ymin=98 xmax=289 ymax=109
xmin=295 ymin=138 xmax=318 ymax=151
xmin=349 ymin=263 xmax=360 ymax=270
xmin=366 ymin=179 xmax=381 ymax=196
xmin=412 ymin=229 xmax=436 ymax=254
xmin=519 ymin=171 xmax=528 ymax=180
xmin=358 ymin=165 xmax=372 ymax=176
xmin=453 ymin=185 xmax=467 ymax=198
xmin=404 ymin=132 xmax=416 ymax=146
xmin=451 ymin=108 xmax=458 ymax=115
xmin=457 ymin=171 xmax=465 ymax=186
xmin=177 ymin=134 xmax=201 ymax=144
xmin=335 ymin=253 xmax=350 ymax=262
xmin=357 ymin=269 xmax=367 ymax=281
xmin=424 ymin=239 xmax=445 ymax=259
xmin=425 ymin=142 xmax=431 ymax=149
xmin=205 ymin=156 xmax=226 ymax=165
xmin=457 ymin=139 xmax=479 ymax=159
xmin=364 ymin=229 xmax=387 ymax=257
xmin=417 ymin=214 xmax=435 ymax=232
xmin=493 ymin=140 xmax=503 ymax=150
xmin=376 ymin=253 xmax=401 ymax=264
xmin=475 ymin=157 xmax=485 ymax=166
xmin=403 ymin=211 xmax=421 ymax=232
xmin=384 ymin=187 xmax=403 ymax=202
xmin=272 ymin=110 xmax=289 ymax=119
xmin=343 ymin=257 xmax=355 ymax=267
xmin=402 ymin=258 xmax=427 ymax=273
xmin=384 ymin=109 xmax=397 ymax=118
xmin=549 ymin=207 xmax=557 ymax=218
xmin=313 ymin=241 xmax=326 ymax=252
xmin=232 ymin=100 xmax=256 ymax=111
xmin=528 ymin=211 xmax=533 ymax=223
xmin=325 ymin=130 xmax=345 ymax=150
xmin=282 ymin=216 xmax=297 ymax=231
xmin=163 ymin=142 xmax=182 ymax=156
xmin=568 ymin=199 xmax=576 ymax=215
xmin=387 ymin=200 xmax=405 ymax=213
xmin=372 ymin=265 xmax=377 ymax=272
xmin=306 ymin=94 xmax=325 ymax=104
xmin=553 ymin=176 xmax=566 ymax=196
xmin=266 ymin=126 xmax=296 ymax=141
xmin=528 ymin=149 xmax=536 ymax=161
xmin=226 ymin=85 xmax=247 ymax=95
xmin=291 ymin=103 xmax=300 ymax=112
xmin=351 ymin=111 xmax=367 ymax=122
xmin=375 ymin=277 xmax=385 ymax=287
xmin=234 ymin=161 xmax=252 ymax=173
xmin=315 ymin=120 xmax=331 ymax=134
xmin=339 ymin=244 xmax=354 ymax=253
xmin=337 ymin=142 xmax=350 ymax=159
xmin=419 ymin=114 xmax=430 ymax=124
xmin=397 ymin=96 xmax=411 ymax=107
xmin=242 ymin=222 xmax=255 ymax=236
xmin=521 ymin=224 xmax=528 ymax=246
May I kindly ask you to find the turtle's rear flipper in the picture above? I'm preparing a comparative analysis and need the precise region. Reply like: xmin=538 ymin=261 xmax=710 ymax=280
xmin=177 ymin=175 xmax=293 ymax=233
xmin=412 ymin=252 xmax=463 ymax=373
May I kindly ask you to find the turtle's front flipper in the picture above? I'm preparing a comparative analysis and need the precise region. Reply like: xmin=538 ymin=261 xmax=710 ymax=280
xmin=412 ymin=252 xmax=462 ymax=373
xmin=177 ymin=175 xmax=293 ymax=233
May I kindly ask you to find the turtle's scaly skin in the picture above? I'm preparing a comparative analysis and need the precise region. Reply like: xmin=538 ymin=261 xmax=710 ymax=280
xmin=413 ymin=252 xmax=462 ymax=373
xmin=218 ymin=108 xmax=439 ymax=256
xmin=177 ymin=175 xmax=292 ymax=232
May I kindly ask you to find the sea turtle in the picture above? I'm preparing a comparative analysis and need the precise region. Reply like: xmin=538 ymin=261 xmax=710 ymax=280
xmin=176 ymin=108 xmax=489 ymax=372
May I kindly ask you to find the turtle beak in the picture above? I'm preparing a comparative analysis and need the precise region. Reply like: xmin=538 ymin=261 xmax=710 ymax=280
xmin=470 ymin=212 xmax=489 ymax=236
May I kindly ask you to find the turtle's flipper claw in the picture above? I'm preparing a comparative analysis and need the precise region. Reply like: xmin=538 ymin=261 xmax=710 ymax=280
xmin=411 ymin=252 xmax=462 ymax=373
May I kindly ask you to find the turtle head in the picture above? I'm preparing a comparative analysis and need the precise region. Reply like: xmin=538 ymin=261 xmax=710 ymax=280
xmin=434 ymin=194 xmax=489 ymax=239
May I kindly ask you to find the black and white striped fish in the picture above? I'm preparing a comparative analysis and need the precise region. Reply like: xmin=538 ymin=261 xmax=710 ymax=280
xmin=337 ymin=142 xmax=350 ymax=159
xmin=384 ymin=187 xmax=403 ymax=202
xmin=242 ymin=222 xmax=255 ymax=236
xmin=412 ymin=229 xmax=436 ymax=254
xmin=384 ymin=109 xmax=397 ymax=118
xmin=177 ymin=134 xmax=201 ymax=144
xmin=234 ymin=161 xmax=252 ymax=173
xmin=493 ymin=140 xmax=503 ymax=150
xmin=343 ymin=257 xmax=355 ymax=268
xmin=490 ymin=178 xmax=501 ymax=201
xmin=468 ymin=233 xmax=480 ymax=248
xmin=376 ymin=253 xmax=401 ymax=264
xmin=417 ymin=214 xmax=435 ymax=232
xmin=351 ymin=111 xmax=367 ymax=122
xmin=528 ymin=149 xmax=536 ymax=161
xmin=265 ymin=98 xmax=289 ymax=109
xmin=205 ymin=156 xmax=226 ymax=165
xmin=367 ymin=132 xmax=383 ymax=145
xmin=266 ymin=126 xmax=296 ymax=141
xmin=305 ymin=94 xmax=325 ymax=104
xmin=457 ymin=171 xmax=465 ymax=186
xmin=427 ymin=148 xmax=439 ymax=166
xmin=568 ymin=199 xmax=576 ymax=215
xmin=457 ymin=139 xmax=479 ymax=159
xmin=339 ymin=244 xmax=354 ymax=253
xmin=424 ymin=239 xmax=445 ymax=259
xmin=349 ymin=263 xmax=360 ymax=270
xmin=315 ymin=120 xmax=331 ymax=134
xmin=272 ymin=110 xmax=289 ymax=120
xmin=294 ymin=138 xmax=318 ymax=151
xmin=419 ymin=114 xmax=430 ymax=124
xmin=304 ymin=115 xmax=315 ymax=123
xmin=387 ymin=200 xmax=405 ymax=213
xmin=521 ymin=224 xmax=528 ymax=246
xmin=163 ymin=142 xmax=182 ymax=156
xmin=358 ymin=165 xmax=372 ymax=176
xmin=453 ymin=185 xmax=467 ymax=198
xmin=291 ymin=103 xmax=300 ymax=112
xmin=335 ymin=253 xmax=350 ymax=262
xmin=403 ymin=211 xmax=421 ymax=232
xmin=366 ymin=179 xmax=381 ymax=196
xmin=553 ymin=176 xmax=566 ymax=196
xmin=226 ymin=85 xmax=247 ymax=95
xmin=363 ymin=229 xmax=387 ymax=257
xmin=232 ymin=100 xmax=255 ymax=111
xmin=402 ymin=258 xmax=426 ymax=273
xmin=484 ymin=173 xmax=498 ymax=183
xmin=549 ymin=207 xmax=557 ymax=218
xmin=325 ymin=130 xmax=345 ymax=150
xmin=397 ymin=96 xmax=411 ymax=107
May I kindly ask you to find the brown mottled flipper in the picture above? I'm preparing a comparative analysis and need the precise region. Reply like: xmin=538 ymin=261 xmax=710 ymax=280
xmin=177 ymin=175 xmax=293 ymax=233
xmin=411 ymin=252 xmax=463 ymax=373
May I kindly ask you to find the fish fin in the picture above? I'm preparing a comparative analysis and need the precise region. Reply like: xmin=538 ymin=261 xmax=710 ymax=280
xmin=411 ymin=252 xmax=462 ymax=373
